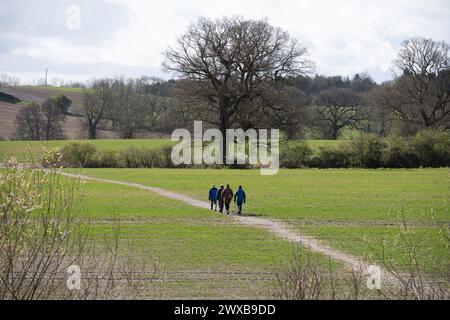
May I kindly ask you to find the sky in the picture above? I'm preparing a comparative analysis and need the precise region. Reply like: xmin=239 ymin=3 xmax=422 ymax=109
xmin=0 ymin=0 xmax=449 ymax=84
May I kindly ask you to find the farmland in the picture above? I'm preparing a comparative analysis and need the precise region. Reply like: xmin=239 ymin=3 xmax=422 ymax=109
xmin=57 ymin=175 xmax=342 ymax=299
xmin=2 ymin=0 xmax=450 ymax=304
xmin=0 ymin=86 xmax=164 ymax=140
xmin=66 ymin=168 xmax=449 ymax=291
xmin=1 ymin=139 xmax=448 ymax=299
xmin=74 ymin=168 xmax=449 ymax=222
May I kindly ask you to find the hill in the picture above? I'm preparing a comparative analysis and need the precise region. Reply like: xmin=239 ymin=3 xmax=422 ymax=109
xmin=0 ymin=91 xmax=21 ymax=104
xmin=0 ymin=86 xmax=149 ymax=140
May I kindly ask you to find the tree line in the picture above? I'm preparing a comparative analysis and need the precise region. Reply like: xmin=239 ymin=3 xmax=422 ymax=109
xmin=14 ymin=17 xmax=449 ymax=143
xmin=15 ymin=95 xmax=71 ymax=140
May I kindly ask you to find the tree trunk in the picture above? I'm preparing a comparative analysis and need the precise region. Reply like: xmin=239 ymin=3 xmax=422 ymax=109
xmin=219 ymin=101 xmax=230 ymax=165
xmin=220 ymin=120 xmax=227 ymax=165
xmin=330 ymin=128 xmax=338 ymax=140
xmin=88 ymin=123 xmax=97 ymax=139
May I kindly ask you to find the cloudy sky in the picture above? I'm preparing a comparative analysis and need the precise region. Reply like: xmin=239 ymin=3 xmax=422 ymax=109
xmin=1 ymin=0 xmax=449 ymax=84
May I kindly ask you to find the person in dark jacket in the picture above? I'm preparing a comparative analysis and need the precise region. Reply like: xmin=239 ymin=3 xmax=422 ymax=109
xmin=217 ymin=185 xmax=225 ymax=213
xmin=208 ymin=185 xmax=218 ymax=211
xmin=234 ymin=186 xmax=246 ymax=215
xmin=221 ymin=184 xmax=234 ymax=215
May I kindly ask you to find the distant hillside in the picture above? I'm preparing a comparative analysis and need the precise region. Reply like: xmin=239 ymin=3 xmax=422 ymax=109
xmin=0 ymin=85 xmax=85 ymax=112
xmin=0 ymin=91 xmax=21 ymax=104
xmin=0 ymin=86 xmax=118 ymax=140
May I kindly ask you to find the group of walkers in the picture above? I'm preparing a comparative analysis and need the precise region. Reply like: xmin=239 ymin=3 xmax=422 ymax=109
xmin=208 ymin=185 xmax=246 ymax=215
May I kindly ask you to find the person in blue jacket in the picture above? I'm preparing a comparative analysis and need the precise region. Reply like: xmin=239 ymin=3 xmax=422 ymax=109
xmin=208 ymin=185 xmax=218 ymax=211
xmin=234 ymin=185 xmax=246 ymax=215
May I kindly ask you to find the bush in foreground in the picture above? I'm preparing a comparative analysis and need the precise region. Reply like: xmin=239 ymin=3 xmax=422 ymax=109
xmin=273 ymin=210 xmax=449 ymax=300
xmin=0 ymin=157 xmax=154 ymax=299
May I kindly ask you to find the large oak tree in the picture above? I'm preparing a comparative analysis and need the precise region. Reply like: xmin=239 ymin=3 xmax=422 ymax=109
xmin=313 ymin=88 xmax=364 ymax=140
xmin=82 ymin=79 xmax=114 ymax=139
xmin=163 ymin=16 xmax=312 ymax=161
xmin=386 ymin=37 xmax=450 ymax=131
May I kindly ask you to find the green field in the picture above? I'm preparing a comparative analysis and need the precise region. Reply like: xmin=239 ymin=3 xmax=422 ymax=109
xmin=69 ymin=168 xmax=449 ymax=284
xmin=74 ymin=177 xmax=339 ymax=298
xmin=73 ymin=168 xmax=449 ymax=222
xmin=298 ymin=225 xmax=448 ymax=274
xmin=1 ymin=140 xmax=448 ymax=298
xmin=18 ymin=86 xmax=85 ymax=93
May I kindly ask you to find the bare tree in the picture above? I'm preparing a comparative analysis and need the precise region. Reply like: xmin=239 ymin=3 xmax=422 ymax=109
xmin=15 ymin=96 xmax=69 ymax=141
xmin=108 ymin=79 xmax=147 ymax=139
xmin=313 ymin=88 xmax=365 ymax=140
xmin=82 ymin=79 xmax=113 ymax=139
xmin=350 ymin=73 xmax=376 ymax=92
xmin=237 ymin=82 xmax=310 ymax=138
xmin=41 ymin=96 xmax=68 ymax=140
xmin=50 ymin=77 xmax=65 ymax=87
xmin=105 ymin=78 xmax=143 ymax=138
xmin=117 ymin=92 xmax=147 ymax=139
xmin=15 ymin=103 xmax=44 ymax=140
xmin=163 ymin=16 xmax=313 ymax=162
xmin=135 ymin=77 xmax=170 ymax=132
xmin=387 ymin=37 xmax=450 ymax=131
xmin=107 ymin=77 xmax=132 ymax=130
xmin=0 ymin=74 xmax=21 ymax=87
xmin=83 ymin=77 xmax=171 ymax=139
xmin=361 ymin=85 xmax=395 ymax=136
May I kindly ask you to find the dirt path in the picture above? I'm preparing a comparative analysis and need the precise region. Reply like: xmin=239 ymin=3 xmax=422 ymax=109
xmin=59 ymin=172 xmax=376 ymax=272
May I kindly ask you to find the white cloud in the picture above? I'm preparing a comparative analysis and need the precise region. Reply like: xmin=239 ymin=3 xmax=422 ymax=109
xmin=1 ymin=0 xmax=449 ymax=83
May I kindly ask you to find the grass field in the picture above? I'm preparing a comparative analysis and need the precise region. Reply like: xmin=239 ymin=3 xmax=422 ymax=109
xmin=73 ymin=168 xmax=449 ymax=222
xmin=1 ymin=138 xmax=448 ymax=298
xmin=69 ymin=168 xmax=449 ymax=281
xmin=72 ymin=177 xmax=341 ymax=298
xmin=298 ymin=225 xmax=448 ymax=274
xmin=18 ymin=86 xmax=85 ymax=93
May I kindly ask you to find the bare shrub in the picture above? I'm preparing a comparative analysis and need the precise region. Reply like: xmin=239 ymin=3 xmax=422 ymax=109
xmin=274 ymin=247 xmax=327 ymax=300
xmin=273 ymin=210 xmax=449 ymax=300
xmin=365 ymin=209 xmax=450 ymax=300
xmin=273 ymin=247 xmax=371 ymax=300
xmin=0 ymin=157 xmax=156 ymax=299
